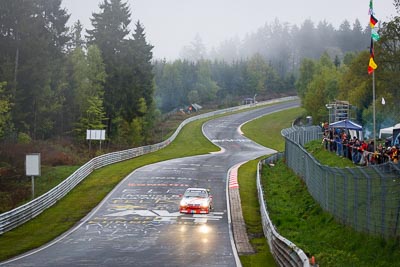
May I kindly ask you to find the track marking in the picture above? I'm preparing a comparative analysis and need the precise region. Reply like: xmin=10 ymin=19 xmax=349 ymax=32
xmin=229 ymin=164 xmax=240 ymax=188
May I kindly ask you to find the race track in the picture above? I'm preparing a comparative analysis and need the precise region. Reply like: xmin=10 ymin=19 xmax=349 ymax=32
xmin=2 ymin=100 xmax=299 ymax=266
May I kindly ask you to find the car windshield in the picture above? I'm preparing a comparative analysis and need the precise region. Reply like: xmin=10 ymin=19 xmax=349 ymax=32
xmin=185 ymin=190 xmax=207 ymax=198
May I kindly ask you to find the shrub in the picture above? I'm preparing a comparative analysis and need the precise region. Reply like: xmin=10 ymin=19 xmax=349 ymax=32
xmin=17 ymin=133 xmax=31 ymax=144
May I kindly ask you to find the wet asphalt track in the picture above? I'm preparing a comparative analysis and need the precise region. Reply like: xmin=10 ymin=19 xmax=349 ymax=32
xmin=2 ymin=100 xmax=299 ymax=267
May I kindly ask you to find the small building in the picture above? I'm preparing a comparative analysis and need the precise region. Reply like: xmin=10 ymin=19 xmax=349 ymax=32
xmin=187 ymin=103 xmax=202 ymax=113
xmin=242 ymin=98 xmax=255 ymax=105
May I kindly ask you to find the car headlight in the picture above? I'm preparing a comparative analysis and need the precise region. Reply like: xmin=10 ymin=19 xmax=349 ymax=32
xmin=201 ymin=200 xmax=209 ymax=208
xmin=180 ymin=199 xmax=187 ymax=207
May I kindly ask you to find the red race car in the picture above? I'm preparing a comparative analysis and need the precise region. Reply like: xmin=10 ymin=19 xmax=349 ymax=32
xmin=179 ymin=188 xmax=213 ymax=214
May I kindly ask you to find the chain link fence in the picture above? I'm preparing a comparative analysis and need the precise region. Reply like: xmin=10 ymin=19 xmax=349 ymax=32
xmin=282 ymin=126 xmax=400 ymax=238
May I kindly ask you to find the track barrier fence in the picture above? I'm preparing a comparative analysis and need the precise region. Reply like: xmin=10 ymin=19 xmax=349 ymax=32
xmin=281 ymin=125 xmax=400 ymax=238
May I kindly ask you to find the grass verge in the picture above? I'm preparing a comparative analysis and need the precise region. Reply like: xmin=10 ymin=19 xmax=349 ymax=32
xmin=238 ymin=159 xmax=276 ymax=266
xmin=240 ymin=108 xmax=306 ymax=151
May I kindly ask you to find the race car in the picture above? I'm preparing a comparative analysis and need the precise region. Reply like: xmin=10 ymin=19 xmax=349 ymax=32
xmin=179 ymin=188 xmax=213 ymax=214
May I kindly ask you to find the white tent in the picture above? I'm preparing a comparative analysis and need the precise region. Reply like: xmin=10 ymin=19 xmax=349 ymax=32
xmin=379 ymin=126 xmax=393 ymax=138
xmin=379 ymin=123 xmax=400 ymax=138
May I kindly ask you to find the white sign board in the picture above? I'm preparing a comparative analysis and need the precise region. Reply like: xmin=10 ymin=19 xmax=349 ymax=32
xmin=26 ymin=153 xmax=41 ymax=176
xmin=86 ymin=129 xmax=106 ymax=140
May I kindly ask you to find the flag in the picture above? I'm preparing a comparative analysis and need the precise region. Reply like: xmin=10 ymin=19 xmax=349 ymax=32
xmin=381 ymin=97 xmax=385 ymax=105
xmin=368 ymin=0 xmax=378 ymax=74
xmin=371 ymin=28 xmax=380 ymax=41
xmin=370 ymin=14 xmax=378 ymax=28
xmin=368 ymin=57 xmax=377 ymax=74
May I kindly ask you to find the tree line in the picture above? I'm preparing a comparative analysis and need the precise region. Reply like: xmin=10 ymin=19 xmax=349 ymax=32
xmin=181 ymin=18 xmax=371 ymax=78
xmin=160 ymin=17 xmax=374 ymax=114
xmin=153 ymin=57 xmax=296 ymax=113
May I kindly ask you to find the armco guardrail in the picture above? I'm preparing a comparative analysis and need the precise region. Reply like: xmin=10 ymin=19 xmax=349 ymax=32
xmin=258 ymin=154 xmax=310 ymax=267
xmin=0 ymin=96 xmax=298 ymax=235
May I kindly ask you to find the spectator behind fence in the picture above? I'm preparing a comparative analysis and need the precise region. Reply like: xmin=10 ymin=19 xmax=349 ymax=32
xmin=335 ymin=134 xmax=342 ymax=156
xmin=342 ymin=134 xmax=349 ymax=158
xmin=322 ymin=132 xmax=395 ymax=165
xmin=389 ymin=146 xmax=398 ymax=164
xmin=352 ymin=139 xmax=361 ymax=164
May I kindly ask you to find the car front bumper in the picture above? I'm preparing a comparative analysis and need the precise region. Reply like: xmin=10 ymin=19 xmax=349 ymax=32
xmin=180 ymin=207 xmax=209 ymax=214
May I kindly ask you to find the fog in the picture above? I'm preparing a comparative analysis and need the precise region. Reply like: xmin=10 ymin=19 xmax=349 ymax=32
xmin=62 ymin=0 xmax=396 ymax=60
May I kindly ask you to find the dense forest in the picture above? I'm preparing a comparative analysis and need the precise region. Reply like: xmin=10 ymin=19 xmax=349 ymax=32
xmin=180 ymin=18 xmax=370 ymax=74
xmin=0 ymin=0 xmax=398 ymax=147
xmin=162 ymin=17 xmax=373 ymax=113
xmin=0 ymin=0 xmax=155 ymax=147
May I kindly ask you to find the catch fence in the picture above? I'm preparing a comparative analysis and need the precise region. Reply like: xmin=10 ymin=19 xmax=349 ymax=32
xmin=281 ymin=126 xmax=400 ymax=237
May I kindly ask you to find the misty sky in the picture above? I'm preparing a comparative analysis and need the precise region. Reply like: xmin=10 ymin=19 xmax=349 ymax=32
xmin=62 ymin=0 xmax=397 ymax=60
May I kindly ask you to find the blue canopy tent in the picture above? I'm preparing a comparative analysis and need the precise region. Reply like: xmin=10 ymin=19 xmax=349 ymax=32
xmin=329 ymin=119 xmax=362 ymax=131
xmin=329 ymin=119 xmax=363 ymax=140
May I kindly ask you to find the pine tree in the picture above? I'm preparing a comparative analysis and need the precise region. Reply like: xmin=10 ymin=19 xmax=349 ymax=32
xmin=131 ymin=21 xmax=154 ymax=114
xmin=69 ymin=45 xmax=107 ymax=139
xmin=0 ymin=0 xmax=70 ymax=139
xmin=0 ymin=82 xmax=12 ymax=138
xmin=116 ymin=21 xmax=155 ymax=143
xmin=86 ymin=0 xmax=131 ymax=137
xmin=69 ymin=20 xmax=85 ymax=50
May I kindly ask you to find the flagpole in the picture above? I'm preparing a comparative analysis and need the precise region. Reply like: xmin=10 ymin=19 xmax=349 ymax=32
xmin=373 ymin=71 xmax=376 ymax=151
xmin=369 ymin=0 xmax=377 ymax=152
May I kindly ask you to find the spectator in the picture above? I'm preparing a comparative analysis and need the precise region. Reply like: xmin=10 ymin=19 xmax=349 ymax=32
xmin=329 ymin=130 xmax=334 ymax=152
xmin=320 ymin=134 xmax=397 ymax=166
xmin=342 ymin=134 xmax=349 ymax=158
xmin=335 ymin=134 xmax=342 ymax=157
xmin=390 ymin=146 xmax=398 ymax=164
xmin=375 ymin=143 xmax=384 ymax=164
xmin=352 ymin=139 xmax=361 ymax=164
xmin=348 ymin=137 xmax=355 ymax=162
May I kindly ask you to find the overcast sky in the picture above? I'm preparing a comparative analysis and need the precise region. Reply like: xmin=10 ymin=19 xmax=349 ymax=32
xmin=62 ymin=0 xmax=397 ymax=60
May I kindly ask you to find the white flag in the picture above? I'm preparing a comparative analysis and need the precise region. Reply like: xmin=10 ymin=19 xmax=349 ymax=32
xmin=382 ymin=97 xmax=386 ymax=105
